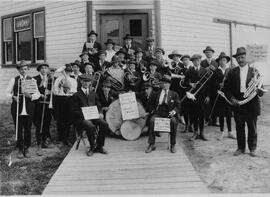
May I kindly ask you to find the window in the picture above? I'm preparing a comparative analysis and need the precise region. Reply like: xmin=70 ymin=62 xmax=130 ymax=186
xmin=129 ymin=19 xmax=142 ymax=36
xmin=1 ymin=8 xmax=45 ymax=65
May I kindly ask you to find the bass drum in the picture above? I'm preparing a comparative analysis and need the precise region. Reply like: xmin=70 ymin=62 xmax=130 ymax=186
xmin=106 ymin=99 xmax=147 ymax=137
xmin=120 ymin=120 xmax=141 ymax=141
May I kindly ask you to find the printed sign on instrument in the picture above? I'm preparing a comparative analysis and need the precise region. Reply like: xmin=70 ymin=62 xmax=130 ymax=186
xmin=21 ymin=79 xmax=37 ymax=94
xmin=154 ymin=118 xmax=171 ymax=132
xmin=119 ymin=92 xmax=139 ymax=120
xmin=246 ymin=44 xmax=268 ymax=62
xmin=81 ymin=106 xmax=99 ymax=120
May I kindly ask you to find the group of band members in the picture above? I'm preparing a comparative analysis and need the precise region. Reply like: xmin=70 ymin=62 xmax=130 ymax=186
xmin=5 ymin=29 xmax=264 ymax=158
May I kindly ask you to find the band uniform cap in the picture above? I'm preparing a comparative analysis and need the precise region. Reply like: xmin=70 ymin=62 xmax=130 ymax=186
xmin=160 ymin=75 xmax=172 ymax=83
xmin=88 ymin=30 xmax=98 ymax=37
xmin=216 ymin=52 xmax=231 ymax=63
xmin=203 ymin=46 xmax=215 ymax=53
xmin=84 ymin=62 xmax=95 ymax=68
xmin=149 ymin=60 xmax=160 ymax=67
xmin=232 ymin=47 xmax=246 ymax=58
xmin=123 ymin=34 xmax=133 ymax=40
xmin=37 ymin=63 xmax=49 ymax=71
xmin=72 ymin=60 xmax=81 ymax=67
xmin=142 ymin=82 xmax=152 ymax=89
xmin=49 ymin=67 xmax=57 ymax=72
xmin=146 ymin=36 xmax=155 ymax=42
xmin=115 ymin=48 xmax=128 ymax=56
xmin=104 ymin=39 xmax=115 ymax=45
xmin=168 ymin=50 xmax=182 ymax=60
xmin=17 ymin=60 xmax=29 ymax=69
xmin=64 ymin=64 xmax=73 ymax=72
xmin=80 ymin=51 xmax=89 ymax=58
xmin=102 ymin=80 xmax=112 ymax=87
xmin=134 ymin=48 xmax=144 ymax=55
xmin=155 ymin=47 xmax=165 ymax=55
xmin=180 ymin=54 xmax=191 ymax=61
xmin=98 ymin=50 xmax=107 ymax=56
xmin=80 ymin=74 xmax=92 ymax=81
xmin=190 ymin=54 xmax=202 ymax=61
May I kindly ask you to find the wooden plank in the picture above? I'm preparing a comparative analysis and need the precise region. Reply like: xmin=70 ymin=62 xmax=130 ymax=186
xmin=43 ymin=134 xmax=208 ymax=195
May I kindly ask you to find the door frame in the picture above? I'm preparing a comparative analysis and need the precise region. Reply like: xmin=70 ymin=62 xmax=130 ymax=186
xmin=95 ymin=9 xmax=152 ymax=44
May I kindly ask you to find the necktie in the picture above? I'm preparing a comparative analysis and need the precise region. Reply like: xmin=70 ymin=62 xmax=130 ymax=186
xmin=85 ymin=89 xmax=88 ymax=97
xmin=162 ymin=91 xmax=168 ymax=104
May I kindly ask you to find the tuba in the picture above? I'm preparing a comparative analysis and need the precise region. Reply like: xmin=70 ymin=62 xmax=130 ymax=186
xmin=106 ymin=70 xmax=124 ymax=91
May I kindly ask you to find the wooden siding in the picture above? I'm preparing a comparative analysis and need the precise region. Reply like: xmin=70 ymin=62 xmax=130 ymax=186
xmin=43 ymin=135 xmax=208 ymax=194
xmin=0 ymin=1 xmax=87 ymax=100
xmin=159 ymin=0 xmax=270 ymax=57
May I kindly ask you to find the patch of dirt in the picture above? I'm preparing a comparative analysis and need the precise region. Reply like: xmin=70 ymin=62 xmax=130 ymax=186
xmin=0 ymin=103 xmax=71 ymax=195
xmin=178 ymin=90 xmax=270 ymax=193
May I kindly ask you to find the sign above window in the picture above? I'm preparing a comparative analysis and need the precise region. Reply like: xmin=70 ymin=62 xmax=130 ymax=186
xmin=14 ymin=14 xmax=31 ymax=32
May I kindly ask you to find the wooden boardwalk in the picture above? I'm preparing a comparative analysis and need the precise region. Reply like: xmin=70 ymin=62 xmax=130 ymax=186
xmin=43 ymin=135 xmax=208 ymax=195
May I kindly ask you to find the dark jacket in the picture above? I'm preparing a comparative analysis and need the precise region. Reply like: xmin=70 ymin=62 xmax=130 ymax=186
xmin=93 ymin=60 xmax=111 ymax=72
xmin=223 ymin=66 xmax=263 ymax=116
xmin=98 ymin=89 xmax=118 ymax=108
xmin=70 ymin=89 xmax=101 ymax=121
xmin=148 ymin=90 xmax=181 ymax=115
xmin=201 ymin=58 xmax=218 ymax=69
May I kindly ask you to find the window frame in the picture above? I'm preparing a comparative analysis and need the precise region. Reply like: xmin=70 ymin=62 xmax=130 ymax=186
xmin=1 ymin=7 xmax=45 ymax=67
xmin=3 ymin=18 xmax=13 ymax=65
xmin=33 ymin=11 xmax=45 ymax=63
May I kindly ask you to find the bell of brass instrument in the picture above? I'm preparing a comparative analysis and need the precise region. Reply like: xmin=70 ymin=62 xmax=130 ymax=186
xmin=106 ymin=70 xmax=124 ymax=91
xmin=124 ymin=70 xmax=138 ymax=84
xmin=142 ymin=71 xmax=151 ymax=81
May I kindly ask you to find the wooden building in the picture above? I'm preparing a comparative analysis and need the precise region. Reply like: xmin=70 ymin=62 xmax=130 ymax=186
xmin=0 ymin=0 xmax=270 ymax=100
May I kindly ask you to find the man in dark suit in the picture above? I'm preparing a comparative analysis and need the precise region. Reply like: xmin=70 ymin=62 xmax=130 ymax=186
xmin=145 ymin=77 xmax=181 ymax=153
xmin=224 ymin=47 xmax=264 ymax=157
xmin=93 ymin=50 xmax=111 ymax=73
xmin=33 ymin=63 xmax=54 ymax=155
xmin=82 ymin=30 xmax=102 ymax=63
xmin=134 ymin=48 xmax=148 ymax=73
xmin=144 ymin=36 xmax=155 ymax=63
xmin=185 ymin=54 xmax=210 ymax=141
xmin=122 ymin=34 xmax=137 ymax=56
xmin=70 ymin=74 xmax=109 ymax=156
xmin=98 ymin=80 xmax=117 ymax=113
xmin=201 ymin=46 xmax=219 ymax=126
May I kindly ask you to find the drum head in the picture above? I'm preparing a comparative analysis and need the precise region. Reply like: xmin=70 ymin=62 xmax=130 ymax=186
xmin=106 ymin=98 xmax=147 ymax=136
xmin=120 ymin=120 xmax=141 ymax=141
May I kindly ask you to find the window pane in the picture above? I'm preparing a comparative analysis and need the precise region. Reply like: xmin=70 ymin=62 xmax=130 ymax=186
xmin=130 ymin=19 xmax=142 ymax=36
xmin=5 ymin=42 xmax=13 ymax=62
xmin=36 ymin=37 xmax=44 ymax=60
xmin=4 ymin=18 xmax=12 ymax=41
xmin=17 ymin=30 xmax=31 ymax=61
xmin=34 ymin=12 xmax=44 ymax=38
xmin=105 ymin=20 xmax=119 ymax=37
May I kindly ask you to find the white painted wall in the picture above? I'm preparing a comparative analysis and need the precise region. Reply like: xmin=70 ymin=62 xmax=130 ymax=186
xmin=159 ymin=0 xmax=270 ymax=80
xmin=0 ymin=1 xmax=87 ymax=100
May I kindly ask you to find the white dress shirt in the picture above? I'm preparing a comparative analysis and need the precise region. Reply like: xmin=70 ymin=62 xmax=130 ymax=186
xmin=159 ymin=89 xmax=169 ymax=105
xmin=218 ymin=67 xmax=226 ymax=75
xmin=39 ymin=74 xmax=48 ymax=88
xmin=240 ymin=64 xmax=249 ymax=93
xmin=53 ymin=75 xmax=78 ymax=96
xmin=81 ymin=87 xmax=89 ymax=96
xmin=5 ymin=74 xmax=40 ymax=101
xmin=105 ymin=49 xmax=116 ymax=62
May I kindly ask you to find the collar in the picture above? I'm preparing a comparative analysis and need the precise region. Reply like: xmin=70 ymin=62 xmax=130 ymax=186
xmin=81 ymin=87 xmax=88 ymax=93
xmin=19 ymin=74 xmax=27 ymax=79
xmin=39 ymin=73 xmax=47 ymax=78
xmin=239 ymin=63 xmax=249 ymax=71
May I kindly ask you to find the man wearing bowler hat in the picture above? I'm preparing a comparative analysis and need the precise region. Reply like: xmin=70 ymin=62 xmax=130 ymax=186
xmin=122 ymin=34 xmax=137 ymax=55
xmin=94 ymin=50 xmax=111 ymax=73
xmin=5 ymin=60 xmax=40 ymax=158
xmin=70 ymin=74 xmax=109 ymax=156
xmin=145 ymin=76 xmax=181 ymax=153
xmin=144 ymin=36 xmax=155 ymax=63
xmin=223 ymin=47 xmax=265 ymax=157
xmin=104 ymin=39 xmax=116 ymax=62
xmin=82 ymin=30 xmax=102 ymax=62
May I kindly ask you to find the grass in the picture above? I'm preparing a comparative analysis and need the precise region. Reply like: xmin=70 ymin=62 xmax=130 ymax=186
xmin=0 ymin=103 xmax=71 ymax=195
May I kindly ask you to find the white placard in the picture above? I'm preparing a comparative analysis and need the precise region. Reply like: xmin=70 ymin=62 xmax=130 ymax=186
xmin=246 ymin=44 xmax=268 ymax=62
xmin=154 ymin=118 xmax=171 ymax=132
xmin=21 ymin=79 xmax=37 ymax=94
xmin=81 ymin=106 xmax=99 ymax=120
xmin=85 ymin=42 xmax=94 ymax=49
xmin=119 ymin=92 xmax=139 ymax=120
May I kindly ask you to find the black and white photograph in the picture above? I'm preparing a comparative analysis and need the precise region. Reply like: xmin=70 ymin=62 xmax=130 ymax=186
xmin=0 ymin=0 xmax=270 ymax=195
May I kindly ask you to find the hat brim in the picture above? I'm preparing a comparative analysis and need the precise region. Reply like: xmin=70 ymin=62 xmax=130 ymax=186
xmin=105 ymin=42 xmax=115 ymax=45
xmin=37 ymin=63 xmax=49 ymax=71
xmin=232 ymin=52 xmax=246 ymax=58
xmin=123 ymin=37 xmax=133 ymax=40
xmin=155 ymin=50 xmax=165 ymax=55
xmin=181 ymin=55 xmax=190 ymax=60
xmin=168 ymin=53 xmax=182 ymax=60
xmin=203 ymin=49 xmax=215 ymax=53
xmin=88 ymin=32 xmax=98 ymax=37
xmin=216 ymin=56 xmax=230 ymax=63
xmin=80 ymin=53 xmax=89 ymax=58
xmin=146 ymin=39 xmax=154 ymax=42
xmin=190 ymin=57 xmax=201 ymax=61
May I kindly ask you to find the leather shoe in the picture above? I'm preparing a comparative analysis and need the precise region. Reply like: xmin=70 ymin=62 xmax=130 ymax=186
xmin=233 ymin=149 xmax=244 ymax=156
xmin=86 ymin=149 xmax=94 ymax=156
xmin=200 ymin=133 xmax=208 ymax=141
xmin=17 ymin=150 xmax=24 ymax=159
xmin=95 ymin=147 xmax=108 ymax=154
xmin=145 ymin=145 xmax=156 ymax=153
xmin=250 ymin=150 xmax=256 ymax=157
xmin=189 ymin=132 xmax=198 ymax=141
xmin=228 ymin=132 xmax=236 ymax=139
xmin=24 ymin=149 xmax=31 ymax=158
xmin=170 ymin=145 xmax=176 ymax=153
